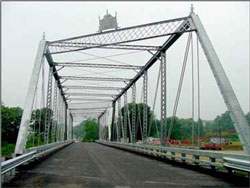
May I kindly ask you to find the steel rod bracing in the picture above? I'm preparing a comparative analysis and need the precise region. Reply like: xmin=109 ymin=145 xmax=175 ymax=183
xmin=114 ymin=19 xmax=191 ymax=102
xmin=59 ymin=76 xmax=131 ymax=82
xmin=49 ymin=43 xmax=160 ymax=54
xmin=54 ymin=62 xmax=142 ymax=70
xmin=63 ymin=85 xmax=123 ymax=90
xmin=48 ymin=17 xmax=193 ymax=54
xmin=167 ymin=33 xmax=192 ymax=143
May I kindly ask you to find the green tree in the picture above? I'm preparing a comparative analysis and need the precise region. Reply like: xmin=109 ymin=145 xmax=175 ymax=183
xmin=1 ymin=105 xmax=23 ymax=144
xmin=82 ymin=120 xmax=99 ymax=142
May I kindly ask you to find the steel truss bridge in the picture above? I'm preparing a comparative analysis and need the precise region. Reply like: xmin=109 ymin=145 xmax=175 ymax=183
xmin=2 ymin=10 xmax=250 ymax=186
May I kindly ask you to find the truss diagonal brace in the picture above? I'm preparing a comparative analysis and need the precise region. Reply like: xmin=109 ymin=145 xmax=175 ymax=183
xmin=48 ymin=16 xmax=193 ymax=54
xmin=59 ymin=76 xmax=131 ymax=82
xmin=15 ymin=40 xmax=47 ymax=155
xmin=54 ymin=62 xmax=142 ymax=70
xmin=63 ymin=85 xmax=123 ymax=90
xmin=191 ymin=13 xmax=250 ymax=155
xmin=114 ymin=19 xmax=191 ymax=102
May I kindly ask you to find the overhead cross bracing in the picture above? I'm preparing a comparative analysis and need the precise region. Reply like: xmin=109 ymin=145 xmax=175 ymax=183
xmin=54 ymin=62 xmax=142 ymax=70
xmin=14 ymin=10 xmax=250 ymax=157
xmin=59 ymin=76 xmax=132 ymax=82
xmin=47 ymin=16 xmax=194 ymax=54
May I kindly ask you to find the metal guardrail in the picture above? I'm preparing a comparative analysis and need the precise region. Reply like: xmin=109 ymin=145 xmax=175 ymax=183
xmin=1 ymin=151 xmax=36 ymax=174
xmin=97 ymin=140 xmax=250 ymax=172
xmin=223 ymin=157 xmax=250 ymax=172
xmin=1 ymin=140 xmax=73 ymax=183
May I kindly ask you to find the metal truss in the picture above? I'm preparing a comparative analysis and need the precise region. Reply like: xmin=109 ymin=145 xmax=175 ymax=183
xmin=131 ymin=83 xmax=136 ymax=143
xmin=51 ymin=80 xmax=58 ymax=143
xmin=65 ymin=93 xmax=117 ymax=97
xmin=191 ymin=13 xmax=250 ymax=154
xmin=48 ymin=16 xmax=193 ymax=54
xmin=160 ymin=52 xmax=167 ymax=146
xmin=59 ymin=76 xmax=131 ymax=82
xmin=49 ymin=43 xmax=160 ymax=54
xmin=67 ymin=98 xmax=113 ymax=102
xmin=118 ymin=98 xmax=123 ymax=139
xmin=44 ymin=67 xmax=53 ymax=144
xmin=123 ymin=92 xmax=128 ymax=142
xmin=69 ymin=107 xmax=108 ymax=111
xmin=142 ymin=71 xmax=148 ymax=144
xmin=54 ymin=62 xmax=142 ymax=70
xmin=63 ymin=85 xmax=123 ymax=90
xmin=114 ymin=19 xmax=191 ymax=102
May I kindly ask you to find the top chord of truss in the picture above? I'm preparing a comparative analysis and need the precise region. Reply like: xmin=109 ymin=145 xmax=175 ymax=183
xmin=47 ymin=16 xmax=194 ymax=54
xmin=49 ymin=43 xmax=161 ymax=54
xmin=54 ymin=62 xmax=142 ymax=70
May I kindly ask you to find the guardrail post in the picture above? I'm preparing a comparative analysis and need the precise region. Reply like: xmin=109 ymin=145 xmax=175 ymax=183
xmin=194 ymin=155 xmax=200 ymax=166
xmin=209 ymin=157 xmax=216 ymax=171
xmin=171 ymin=152 xmax=175 ymax=160
xmin=181 ymin=153 xmax=186 ymax=163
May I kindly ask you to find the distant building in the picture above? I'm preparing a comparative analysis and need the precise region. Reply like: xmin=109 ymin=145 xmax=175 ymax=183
xmin=99 ymin=10 xmax=118 ymax=32
xmin=210 ymin=137 xmax=228 ymax=145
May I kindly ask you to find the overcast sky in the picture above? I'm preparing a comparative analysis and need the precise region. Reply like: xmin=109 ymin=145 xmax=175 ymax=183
xmin=2 ymin=2 xmax=249 ymax=123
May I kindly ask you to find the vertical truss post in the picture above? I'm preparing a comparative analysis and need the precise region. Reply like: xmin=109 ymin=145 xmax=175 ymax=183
xmin=111 ymin=101 xmax=116 ymax=141
xmin=56 ymin=89 xmax=61 ymax=142
xmin=64 ymin=103 xmax=68 ymax=140
xmin=132 ymin=83 xmax=136 ymax=143
xmin=116 ymin=102 xmax=121 ymax=142
xmin=70 ymin=114 xmax=73 ymax=140
xmin=67 ymin=108 xmax=70 ymax=140
xmin=15 ymin=39 xmax=46 ymax=155
xmin=160 ymin=52 xmax=167 ymax=146
xmin=123 ymin=92 xmax=128 ymax=143
xmin=44 ymin=67 xmax=53 ymax=144
xmin=142 ymin=70 xmax=148 ymax=144
xmin=191 ymin=13 xmax=250 ymax=154
xmin=98 ymin=115 xmax=101 ymax=140
xmin=118 ymin=98 xmax=124 ymax=139
xmin=51 ymin=80 xmax=58 ymax=143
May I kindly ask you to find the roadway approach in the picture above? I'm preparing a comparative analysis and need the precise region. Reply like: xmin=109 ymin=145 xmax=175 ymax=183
xmin=3 ymin=142 xmax=249 ymax=187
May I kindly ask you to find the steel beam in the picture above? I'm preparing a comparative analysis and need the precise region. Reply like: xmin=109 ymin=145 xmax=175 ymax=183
xmin=48 ymin=16 xmax=193 ymax=54
xmin=67 ymin=98 xmax=113 ymax=102
xmin=44 ymin=67 xmax=53 ymax=144
xmin=15 ymin=40 xmax=47 ymax=155
xmin=191 ymin=13 xmax=250 ymax=155
xmin=118 ymin=98 xmax=123 ymax=139
xmin=123 ymin=92 xmax=128 ymax=143
xmin=132 ymin=83 xmax=136 ymax=143
xmin=142 ymin=71 xmax=148 ymax=144
xmin=113 ymin=19 xmax=191 ymax=102
xmin=51 ymin=81 xmax=58 ymax=143
xmin=49 ymin=43 xmax=160 ymax=54
xmin=59 ymin=76 xmax=131 ymax=82
xmin=54 ymin=62 xmax=142 ymax=70
xmin=63 ymin=85 xmax=123 ymax=91
xmin=160 ymin=52 xmax=167 ymax=146
xmin=111 ymin=101 xmax=116 ymax=141
xmin=65 ymin=93 xmax=117 ymax=97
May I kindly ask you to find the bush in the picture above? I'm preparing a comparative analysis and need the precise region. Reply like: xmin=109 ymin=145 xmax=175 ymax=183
xmin=1 ymin=143 xmax=15 ymax=158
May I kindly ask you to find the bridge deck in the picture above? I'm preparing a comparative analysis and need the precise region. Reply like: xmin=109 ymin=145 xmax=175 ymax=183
xmin=4 ymin=143 xmax=242 ymax=187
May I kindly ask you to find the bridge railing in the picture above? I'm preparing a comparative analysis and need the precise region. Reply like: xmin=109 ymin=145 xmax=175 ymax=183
xmin=1 ymin=140 xmax=73 ymax=184
xmin=97 ymin=141 xmax=250 ymax=173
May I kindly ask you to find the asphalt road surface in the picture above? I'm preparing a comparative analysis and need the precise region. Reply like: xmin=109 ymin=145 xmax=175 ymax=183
xmin=4 ymin=142 xmax=247 ymax=187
